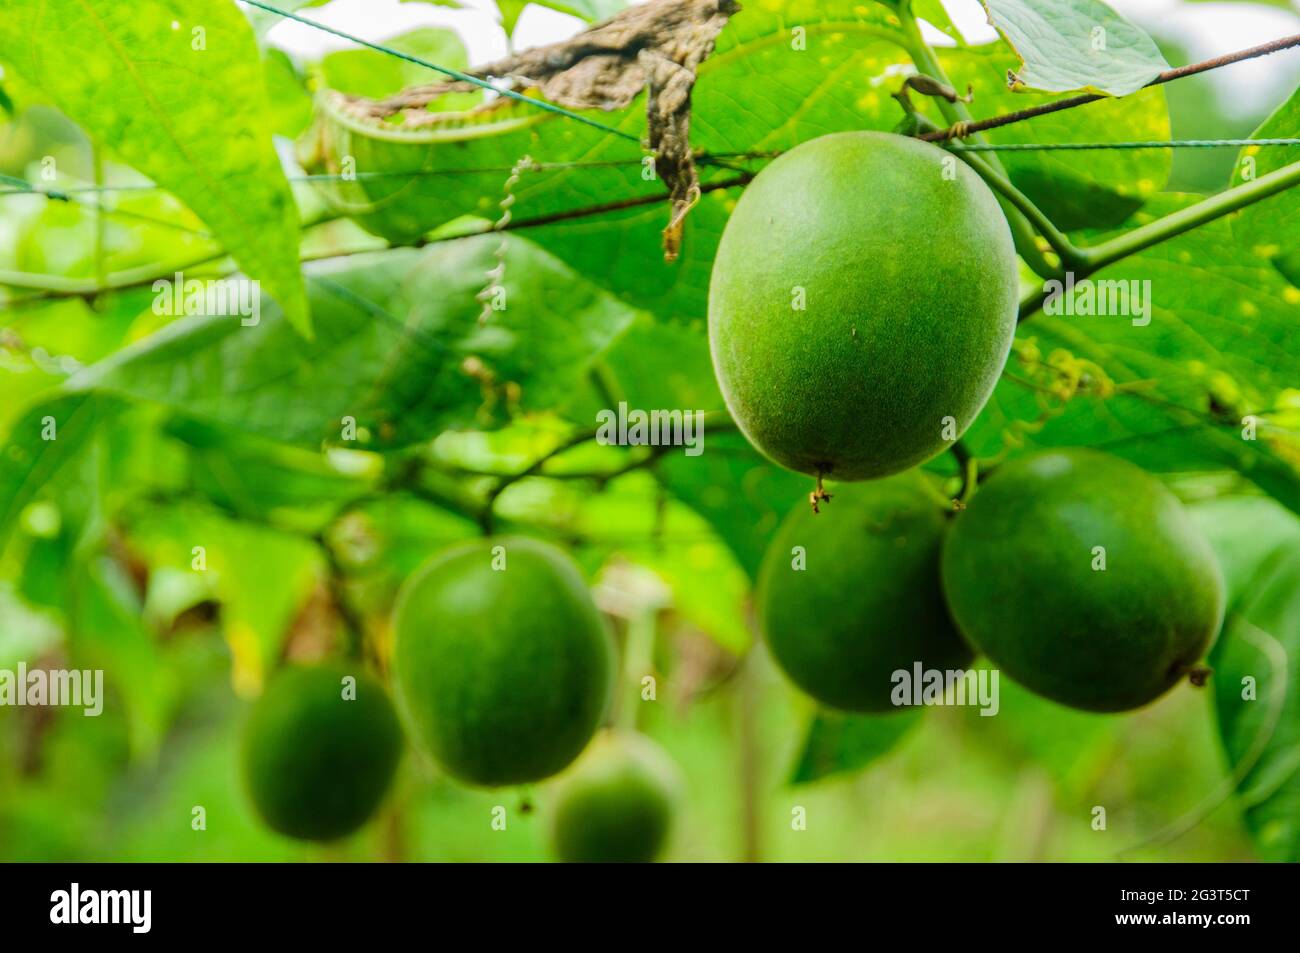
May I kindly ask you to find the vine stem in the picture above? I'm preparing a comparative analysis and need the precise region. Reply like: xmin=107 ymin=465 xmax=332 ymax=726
xmin=909 ymin=112 xmax=1082 ymax=274
xmin=1018 ymin=158 xmax=1300 ymax=322
xmin=919 ymin=32 xmax=1300 ymax=143
xmin=1078 ymin=160 xmax=1300 ymax=272
xmin=618 ymin=610 xmax=656 ymax=731
xmin=895 ymin=4 xmax=1061 ymax=280
xmin=480 ymin=410 xmax=736 ymax=532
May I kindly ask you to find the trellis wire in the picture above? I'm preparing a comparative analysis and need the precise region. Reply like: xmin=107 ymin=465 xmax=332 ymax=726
xmin=0 ymin=140 xmax=1293 ymax=201
xmin=0 ymin=172 xmax=210 ymax=236
xmin=237 ymin=0 xmax=641 ymax=144
xmin=950 ymin=138 xmax=1300 ymax=152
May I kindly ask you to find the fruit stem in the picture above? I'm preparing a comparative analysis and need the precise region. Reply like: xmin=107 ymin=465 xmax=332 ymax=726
xmin=809 ymin=472 xmax=833 ymax=513
xmin=952 ymin=148 xmax=1087 ymax=273
xmin=949 ymin=440 xmax=979 ymax=508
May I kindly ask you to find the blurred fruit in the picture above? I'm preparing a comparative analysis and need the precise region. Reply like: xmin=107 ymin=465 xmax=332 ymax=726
xmin=550 ymin=731 xmax=682 ymax=863
xmin=241 ymin=663 xmax=403 ymax=841
xmin=708 ymin=130 xmax=1017 ymax=481
xmin=942 ymin=449 xmax=1225 ymax=712
xmin=393 ymin=537 xmax=615 ymax=786
xmin=758 ymin=472 xmax=972 ymax=711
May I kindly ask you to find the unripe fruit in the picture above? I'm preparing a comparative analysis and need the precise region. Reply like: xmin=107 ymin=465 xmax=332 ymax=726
xmin=550 ymin=731 xmax=682 ymax=863
xmin=393 ymin=537 xmax=615 ymax=786
xmin=708 ymin=130 xmax=1018 ymax=481
xmin=757 ymin=473 xmax=972 ymax=712
xmin=941 ymin=449 xmax=1225 ymax=712
xmin=241 ymin=664 xmax=403 ymax=842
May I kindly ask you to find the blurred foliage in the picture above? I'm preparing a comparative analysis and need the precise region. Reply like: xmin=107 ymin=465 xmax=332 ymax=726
xmin=0 ymin=0 xmax=1296 ymax=861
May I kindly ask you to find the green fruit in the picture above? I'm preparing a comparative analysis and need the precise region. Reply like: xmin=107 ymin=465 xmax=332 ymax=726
xmin=941 ymin=449 xmax=1225 ymax=712
xmin=393 ymin=537 xmax=615 ymax=786
xmin=241 ymin=663 xmax=403 ymax=842
xmin=757 ymin=472 xmax=972 ymax=712
xmin=550 ymin=731 xmax=682 ymax=863
xmin=708 ymin=130 xmax=1018 ymax=481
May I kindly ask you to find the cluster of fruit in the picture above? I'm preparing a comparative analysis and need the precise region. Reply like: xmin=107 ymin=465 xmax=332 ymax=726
xmin=241 ymin=538 xmax=679 ymax=862
xmin=239 ymin=129 xmax=1226 ymax=862
xmin=714 ymin=132 xmax=1224 ymax=715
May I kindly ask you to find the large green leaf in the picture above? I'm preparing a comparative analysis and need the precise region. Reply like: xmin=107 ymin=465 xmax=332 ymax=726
xmin=981 ymin=0 xmax=1169 ymax=95
xmin=1193 ymin=495 xmax=1300 ymax=861
xmin=0 ymin=0 xmax=310 ymax=333
xmin=968 ymin=195 xmax=1300 ymax=516
xmin=64 ymin=236 xmax=636 ymax=450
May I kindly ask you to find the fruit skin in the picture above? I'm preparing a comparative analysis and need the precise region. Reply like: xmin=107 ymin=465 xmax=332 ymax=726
xmin=708 ymin=130 xmax=1018 ymax=481
xmin=550 ymin=731 xmax=682 ymax=863
xmin=393 ymin=537 xmax=615 ymax=787
xmin=241 ymin=663 xmax=403 ymax=842
xmin=757 ymin=472 xmax=973 ymax=712
xmin=941 ymin=449 xmax=1225 ymax=712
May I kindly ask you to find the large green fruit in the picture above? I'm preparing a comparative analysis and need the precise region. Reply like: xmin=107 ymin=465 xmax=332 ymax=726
xmin=708 ymin=130 xmax=1018 ymax=482
xmin=393 ymin=537 xmax=615 ymax=786
xmin=757 ymin=473 xmax=972 ymax=711
xmin=941 ymin=449 xmax=1225 ymax=712
xmin=550 ymin=731 xmax=682 ymax=863
xmin=241 ymin=663 xmax=403 ymax=841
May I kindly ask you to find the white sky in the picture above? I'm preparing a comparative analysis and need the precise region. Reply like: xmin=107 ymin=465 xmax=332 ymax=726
xmin=266 ymin=0 xmax=1300 ymax=114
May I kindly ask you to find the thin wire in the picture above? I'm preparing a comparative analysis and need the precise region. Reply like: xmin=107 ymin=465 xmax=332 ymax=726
xmin=0 ymin=139 xmax=1288 ymax=201
xmin=950 ymin=138 xmax=1300 ymax=152
xmin=237 ymin=0 xmax=641 ymax=144
xmin=0 ymin=153 xmax=768 ymax=198
xmin=0 ymin=173 xmax=211 ymax=236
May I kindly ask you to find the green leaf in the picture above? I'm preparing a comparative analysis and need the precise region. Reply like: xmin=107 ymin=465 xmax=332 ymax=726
xmin=0 ymin=0 xmax=310 ymax=334
xmin=937 ymin=43 xmax=1170 ymax=230
xmin=493 ymin=0 xmax=628 ymax=34
xmin=71 ymin=555 xmax=173 ymax=757
xmin=0 ymin=394 xmax=115 ymax=551
xmin=65 ymin=237 xmax=637 ymax=450
xmin=980 ymin=0 xmax=1170 ymax=95
xmin=968 ymin=195 xmax=1300 ymax=517
xmin=127 ymin=504 xmax=322 ymax=694
xmin=1193 ymin=495 xmax=1300 ymax=861
xmin=790 ymin=709 xmax=921 ymax=785
xmin=263 ymin=48 xmax=315 ymax=139
xmin=1230 ymin=87 xmax=1300 ymax=279
xmin=317 ymin=27 xmax=469 ymax=99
